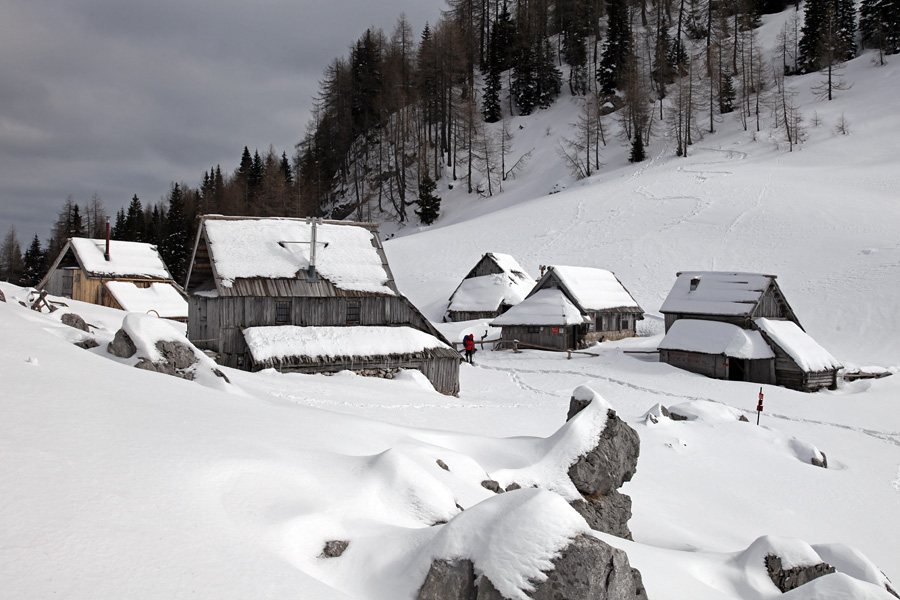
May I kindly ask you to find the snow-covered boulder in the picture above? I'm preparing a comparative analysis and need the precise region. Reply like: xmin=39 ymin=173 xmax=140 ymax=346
xmin=565 ymin=386 xmax=640 ymax=539
xmin=61 ymin=312 xmax=89 ymax=332
xmin=108 ymin=313 xmax=230 ymax=386
xmin=415 ymin=488 xmax=646 ymax=600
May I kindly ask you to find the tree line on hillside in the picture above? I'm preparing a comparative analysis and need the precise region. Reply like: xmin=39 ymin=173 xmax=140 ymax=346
xmin=2 ymin=0 xmax=896 ymax=289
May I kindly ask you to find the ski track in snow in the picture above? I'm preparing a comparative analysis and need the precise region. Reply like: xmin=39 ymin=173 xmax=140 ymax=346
xmin=477 ymin=361 xmax=900 ymax=449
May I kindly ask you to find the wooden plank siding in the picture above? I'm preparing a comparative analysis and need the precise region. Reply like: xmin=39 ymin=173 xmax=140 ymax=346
xmin=767 ymin=341 xmax=838 ymax=392
xmin=251 ymin=351 xmax=460 ymax=396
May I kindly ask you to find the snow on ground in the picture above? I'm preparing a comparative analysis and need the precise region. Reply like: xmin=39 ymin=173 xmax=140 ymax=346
xmin=3 ymin=10 xmax=900 ymax=599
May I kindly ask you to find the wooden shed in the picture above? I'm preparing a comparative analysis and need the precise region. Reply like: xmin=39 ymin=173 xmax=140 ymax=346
xmin=491 ymin=265 xmax=643 ymax=352
xmin=658 ymin=272 xmax=840 ymax=392
xmin=184 ymin=216 xmax=460 ymax=395
xmin=444 ymin=253 xmax=534 ymax=322
xmin=38 ymin=238 xmax=187 ymax=321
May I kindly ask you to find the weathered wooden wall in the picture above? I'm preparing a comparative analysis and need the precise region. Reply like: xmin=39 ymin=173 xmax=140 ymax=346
xmin=660 ymin=349 xmax=727 ymax=379
xmin=768 ymin=343 xmax=837 ymax=391
xmin=499 ymin=325 xmax=573 ymax=351
xmin=252 ymin=352 xmax=460 ymax=396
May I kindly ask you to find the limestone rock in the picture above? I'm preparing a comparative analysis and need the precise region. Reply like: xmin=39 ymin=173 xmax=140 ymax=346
xmin=811 ymin=452 xmax=828 ymax=469
xmin=481 ymin=480 xmax=503 ymax=494
xmin=0 ymin=288 xmax=6 ymax=302
xmin=418 ymin=559 xmax=476 ymax=600
xmin=473 ymin=535 xmax=647 ymax=600
xmin=61 ymin=313 xmax=90 ymax=332
xmin=75 ymin=338 xmax=100 ymax=350
xmin=321 ymin=540 xmax=349 ymax=558
xmin=107 ymin=329 xmax=137 ymax=359
xmin=567 ymin=409 xmax=640 ymax=497
xmin=569 ymin=490 xmax=633 ymax=540
xmin=765 ymin=554 xmax=836 ymax=593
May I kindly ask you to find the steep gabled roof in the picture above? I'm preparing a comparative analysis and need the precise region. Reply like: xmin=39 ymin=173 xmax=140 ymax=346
xmin=491 ymin=288 xmax=589 ymax=326
xmin=185 ymin=216 xmax=399 ymax=298
xmin=104 ymin=282 xmax=188 ymax=319
xmin=42 ymin=238 xmax=174 ymax=283
xmin=529 ymin=266 xmax=643 ymax=315
xmin=447 ymin=253 xmax=534 ymax=314
xmin=660 ymin=272 xmax=777 ymax=317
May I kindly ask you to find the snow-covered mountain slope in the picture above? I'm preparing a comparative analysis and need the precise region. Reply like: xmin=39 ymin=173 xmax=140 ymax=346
xmin=3 ymin=11 xmax=900 ymax=599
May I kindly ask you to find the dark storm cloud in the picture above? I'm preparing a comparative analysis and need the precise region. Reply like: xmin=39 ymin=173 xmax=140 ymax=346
xmin=0 ymin=0 xmax=439 ymax=244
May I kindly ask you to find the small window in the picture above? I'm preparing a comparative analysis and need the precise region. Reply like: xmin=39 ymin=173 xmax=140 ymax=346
xmin=347 ymin=301 xmax=361 ymax=324
xmin=275 ymin=300 xmax=291 ymax=324
xmin=621 ymin=317 xmax=630 ymax=331
xmin=527 ymin=326 xmax=541 ymax=334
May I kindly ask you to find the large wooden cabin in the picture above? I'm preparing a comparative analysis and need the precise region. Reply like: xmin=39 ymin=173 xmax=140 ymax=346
xmin=184 ymin=216 xmax=460 ymax=395
xmin=658 ymin=272 xmax=840 ymax=392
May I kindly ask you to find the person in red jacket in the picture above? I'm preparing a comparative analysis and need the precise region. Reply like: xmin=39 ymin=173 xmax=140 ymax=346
xmin=463 ymin=333 xmax=476 ymax=364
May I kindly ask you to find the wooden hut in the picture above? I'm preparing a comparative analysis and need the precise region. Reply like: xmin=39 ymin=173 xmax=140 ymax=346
xmin=491 ymin=265 xmax=643 ymax=351
xmin=658 ymin=319 xmax=777 ymax=384
xmin=39 ymin=238 xmax=187 ymax=321
xmin=658 ymin=272 xmax=840 ymax=391
xmin=659 ymin=272 xmax=800 ymax=333
xmin=444 ymin=253 xmax=534 ymax=322
xmin=184 ymin=216 xmax=460 ymax=395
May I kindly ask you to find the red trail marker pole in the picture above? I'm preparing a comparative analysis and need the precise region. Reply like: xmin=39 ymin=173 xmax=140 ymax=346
xmin=756 ymin=388 xmax=764 ymax=425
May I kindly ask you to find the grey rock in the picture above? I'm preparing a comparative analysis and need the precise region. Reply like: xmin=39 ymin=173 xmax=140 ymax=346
xmin=75 ymin=338 xmax=100 ymax=350
xmin=567 ymin=409 xmax=640 ymax=497
xmin=437 ymin=459 xmax=450 ymax=471
xmin=61 ymin=313 xmax=90 ymax=332
xmin=419 ymin=559 xmax=476 ymax=600
xmin=738 ymin=414 xmax=750 ymax=422
xmin=478 ymin=535 xmax=646 ymax=600
xmin=213 ymin=368 xmax=230 ymax=383
xmin=0 ymin=288 xmax=5 ymax=302
xmin=107 ymin=329 xmax=137 ymax=359
xmin=765 ymin=554 xmax=835 ymax=593
xmin=505 ymin=482 xmax=522 ymax=493
xmin=668 ymin=410 xmax=689 ymax=421
xmin=811 ymin=452 xmax=828 ymax=469
xmin=570 ymin=490 xmax=633 ymax=540
xmin=481 ymin=480 xmax=503 ymax=494
xmin=156 ymin=340 xmax=197 ymax=370
xmin=321 ymin=540 xmax=349 ymax=558
xmin=567 ymin=396 xmax=592 ymax=421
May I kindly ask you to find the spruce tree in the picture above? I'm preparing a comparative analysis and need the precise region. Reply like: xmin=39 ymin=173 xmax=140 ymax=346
xmin=598 ymin=0 xmax=631 ymax=95
xmin=719 ymin=73 xmax=736 ymax=113
xmin=161 ymin=184 xmax=191 ymax=282
xmin=800 ymin=0 xmax=857 ymax=72
xmin=0 ymin=225 xmax=24 ymax=283
xmin=629 ymin=130 xmax=646 ymax=163
xmin=512 ymin=43 xmax=539 ymax=115
xmin=860 ymin=0 xmax=900 ymax=56
xmin=536 ymin=40 xmax=562 ymax=108
xmin=124 ymin=195 xmax=145 ymax=242
xmin=414 ymin=174 xmax=441 ymax=225
xmin=20 ymin=235 xmax=45 ymax=287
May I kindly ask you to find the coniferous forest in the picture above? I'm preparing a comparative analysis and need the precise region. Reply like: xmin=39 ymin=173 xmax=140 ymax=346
xmin=2 ymin=0 xmax=897 ymax=287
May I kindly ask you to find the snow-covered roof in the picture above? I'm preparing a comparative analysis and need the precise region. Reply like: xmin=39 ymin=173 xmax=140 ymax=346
xmin=755 ymin=318 xmax=842 ymax=372
xmin=491 ymin=288 xmax=588 ymax=326
xmin=68 ymin=238 xmax=173 ymax=280
xmin=546 ymin=266 xmax=642 ymax=312
xmin=658 ymin=319 xmax=775 ymax=359
xmin=243 ymin=326 xmax=453 ymax=362
xmin=486 ymin=252 xmax=530 ymax=279
xmin=202 ymin=218 xmax=395 ymax=295
xmin=447 ymin=274 xmax=532 ymax=312
xmin=660 ymin=272 xmax=775 ymax=316
xmin=104 ymin=282 xmax=188 ymax=319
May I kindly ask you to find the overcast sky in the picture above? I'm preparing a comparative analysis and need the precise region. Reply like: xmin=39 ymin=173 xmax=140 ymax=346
xmin=0 ymin=0 xmax=442 ymax=247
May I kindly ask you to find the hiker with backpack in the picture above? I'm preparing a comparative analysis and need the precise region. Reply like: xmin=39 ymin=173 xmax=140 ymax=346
xmin=463 ymin=333 xmax=476 ymax=364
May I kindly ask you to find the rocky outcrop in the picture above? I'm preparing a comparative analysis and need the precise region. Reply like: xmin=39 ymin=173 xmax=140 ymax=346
xmin=107 ymin=329 xmax=137 ymax=358
xmin=811 ymin=452 xmax=828 ymax=469
xmin=765 ymin=553 xmax=835 ymax=592
xmin=566 ymin=395 xmax=640 ymax=539
xmin=569 ymin=491 xmax=633 ymax=540
xmin=61 ymin=313 xmax=90 ymax=332
xmin=0 ymin=288 xmax=6 ymax=302
xmin=418 ymin=536 xmax=646 ymax=600
xmin=419 ymin=559 xmax=476 ymax=600
xmin=135 ymin=340 xmax=200 ymax=381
